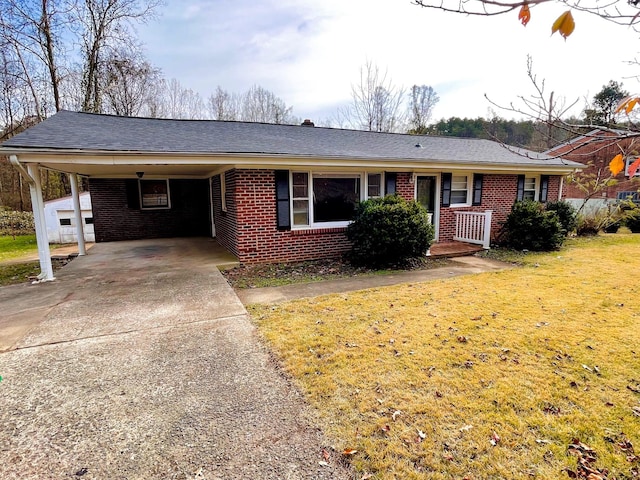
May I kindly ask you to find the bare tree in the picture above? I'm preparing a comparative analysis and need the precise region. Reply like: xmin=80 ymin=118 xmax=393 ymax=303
xmin=408 ymin=85 xmax=439 ymax=134
xmin=343 ymin=61 xmax=405 ymax=133
xmin=75 ymin=0 xmax=161 ymax=113
xmin=207 ymin=86 xmax=241 ymax=121
xmin=102 ymin=50 xmax=161 ymax=116
xmin=240 ymin=85 xmax=296 ymax=124
xmin=0 ymin=0 xmax=68 ymax=118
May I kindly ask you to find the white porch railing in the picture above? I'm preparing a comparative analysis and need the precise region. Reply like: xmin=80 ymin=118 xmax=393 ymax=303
xmin=453 ymin=210 xmax=492 ymax=249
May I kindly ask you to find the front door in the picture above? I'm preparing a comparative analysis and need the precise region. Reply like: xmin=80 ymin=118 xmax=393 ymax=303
xmin=416 ymin=176 xmax=436 ymax=221
xmin=415 ymin=175 xmax=439 ymax=241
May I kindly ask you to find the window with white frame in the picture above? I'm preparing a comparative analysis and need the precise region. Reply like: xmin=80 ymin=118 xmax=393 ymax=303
xmin=291 ymin=171 xmax=382 ymax=227
xmin=523 ymin=176 xmax=537 ymax=201
xmin=292 ymin=172 xmax=310 ymax=226
xmin=367 ymin=173 xmax=382 ymax=198
xmin=450 ymin=175 xmax=470 ymax=205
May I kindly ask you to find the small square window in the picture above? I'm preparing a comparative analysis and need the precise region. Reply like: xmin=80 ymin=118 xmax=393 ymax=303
xmin=451 ymin=175 xmax=470 ymax=205
xmin=84 ymin=217 xmax=94 ymax=225
xmin=59 ymin=218 xmax=71 ymax=226
xmin=139 ymin=179 xmax=170 ymax=209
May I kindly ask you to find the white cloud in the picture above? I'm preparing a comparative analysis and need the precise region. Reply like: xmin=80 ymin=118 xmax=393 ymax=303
xmin=138 ymin=0 xmax=640 ymax=123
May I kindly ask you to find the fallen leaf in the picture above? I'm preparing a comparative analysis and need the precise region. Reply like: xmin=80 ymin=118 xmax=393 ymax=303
xmin=490 ymin=431 xmax=501 ymax=446
xmin=457 ymin=336 xmax=468 ymax=343
xmin=582 ymin=364 xmax=593 ymax=372
xmin=381 ymin=425 xmax=390 ymax=433
xmin=318 ymin=461 xmax=329 ymax=467
xmin=460 ymin=424 xmax=473 ymax=432
xmin=518 ymin=3 xmax=531 ymax=26
xmin=609 ymin=153 xmax=625 ymax=176
xmin=392 ymin=410 xmax=401 ymax=421
xmin=361 ymin=474 xmax=374 ymax=480
xmin=322 ymin=449 xmax=330 ymax=461
xmin=343 ymin=448 xmax=358 ymax=456
xmin=632 ymin=406 xmax=640 ymax=417
xmin=551 ymin=10 xmax=575 ymax=39
xmin=418 ymin=429 xmax=426 ymax=439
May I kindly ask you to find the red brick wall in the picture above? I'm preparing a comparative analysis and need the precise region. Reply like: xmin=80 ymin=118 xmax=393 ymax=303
xmin=213 ymin=169 xmax=351 ymax=264
xmin=90 ymin=178 xmax=210 ymax=242
xmin=211 ymin=172 xmax=239 ymax=257
xmin=392 ymin=173 xmax=562 ymax=243
xmin=547 ymin=134 xmax=640 ymax=200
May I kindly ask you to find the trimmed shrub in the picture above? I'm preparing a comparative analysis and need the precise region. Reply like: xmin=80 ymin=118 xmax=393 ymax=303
xmin=545 ymin=200 xmax=577 ymax=235
xmin=498 ymin=201 xmax=564 ymax=251
xmin=625 ymin=209 xmax=640 ymax=233
xmin=346 ymin=195 xmax=435 ymax=267
xmin=0 ymin=209 xmax=35 ymax=237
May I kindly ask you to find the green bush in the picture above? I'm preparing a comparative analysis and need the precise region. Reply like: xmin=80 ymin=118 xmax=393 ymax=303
xmin=0 ymin=209 xmax=35 ymax=237
xmin=624 ymin=209 xmax=640 ymax=233
xmin=545 ymin=200 xmax=577 ymax=235
xmin=498 ymin=201 xmax=565 ymax=251
xmin=346 ymin=195 xmax=435 ymax=267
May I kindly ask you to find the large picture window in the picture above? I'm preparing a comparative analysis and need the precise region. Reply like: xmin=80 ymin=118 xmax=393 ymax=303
xmin=291 ymin=172 xmax=382 ymax=227
xmin=313 ymin=174 xmax=360 ymax=223
xmin=139 ymin=179 xmax=170 ymax=209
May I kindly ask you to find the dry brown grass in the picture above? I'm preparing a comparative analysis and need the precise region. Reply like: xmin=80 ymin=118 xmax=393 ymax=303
xmin=250 ymin=235 xmax=640 ymax=479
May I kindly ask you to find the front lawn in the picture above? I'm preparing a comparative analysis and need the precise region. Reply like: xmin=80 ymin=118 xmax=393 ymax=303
xmin=0 ymin=235 xmax=38 ymax=262
xmin=251 ymin=235 xmax=640 ymax=479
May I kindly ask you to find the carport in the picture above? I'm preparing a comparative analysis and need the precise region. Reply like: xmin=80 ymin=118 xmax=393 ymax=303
xmin=3 ymin=133 xmax=235 ymax=281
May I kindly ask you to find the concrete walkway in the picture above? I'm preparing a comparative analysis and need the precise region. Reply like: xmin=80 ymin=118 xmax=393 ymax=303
xmin=236 ymin=255 xmax=513 ymax=305
xmin=0 ymin=238 xmax=349 ymax=480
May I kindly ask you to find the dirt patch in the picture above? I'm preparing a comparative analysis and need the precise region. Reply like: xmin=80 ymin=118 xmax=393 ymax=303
xmin=222 ymin=256 xmax=450 ymax=289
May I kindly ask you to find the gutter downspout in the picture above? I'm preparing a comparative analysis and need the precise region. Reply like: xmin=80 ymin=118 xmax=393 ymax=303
xmin=9 ymin=155 xmax=55 ymax=282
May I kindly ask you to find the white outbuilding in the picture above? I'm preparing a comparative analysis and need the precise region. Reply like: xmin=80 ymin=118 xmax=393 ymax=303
xmin=44 ymin=192 xmax=95 ymax=243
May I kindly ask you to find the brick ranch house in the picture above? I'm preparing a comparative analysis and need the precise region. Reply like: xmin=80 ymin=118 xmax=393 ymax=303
xmin=546 ymin=129 xmax=640 ymax=210
xmin=1 ymin=111 xmax=583 ymax=279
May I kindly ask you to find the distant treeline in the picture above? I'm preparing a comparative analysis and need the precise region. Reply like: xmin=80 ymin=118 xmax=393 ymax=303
xmin=425 ymin=117 xmax=583 ymax=152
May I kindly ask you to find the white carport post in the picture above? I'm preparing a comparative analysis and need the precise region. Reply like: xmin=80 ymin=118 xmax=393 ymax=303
xmin=26 ymin=163 xmax=55 ymax=281
xmin=69 ymin=173 xmax=86 ymax=256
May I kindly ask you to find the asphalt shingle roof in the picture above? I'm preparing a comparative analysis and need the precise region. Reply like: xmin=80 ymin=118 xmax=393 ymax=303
xmin=2 ymin=110 xmax=580 ymax=168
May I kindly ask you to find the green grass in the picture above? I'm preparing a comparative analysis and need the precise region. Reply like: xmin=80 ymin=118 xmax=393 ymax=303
xmin=0 ymin=261 xmax=42 ymax=286
xmin=0 ymin=235 xmax=38 ymax=262
xmin=251 ymin=234 xmax=640 ymax=479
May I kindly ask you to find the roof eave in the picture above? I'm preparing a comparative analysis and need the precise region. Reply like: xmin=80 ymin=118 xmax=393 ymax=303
xmin=1 ymin=147 xmax=584 ymax=175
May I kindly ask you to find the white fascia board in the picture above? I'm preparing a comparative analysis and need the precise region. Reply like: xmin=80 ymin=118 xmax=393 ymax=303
xmin=6 ymin=149 xmax=584 ymax=175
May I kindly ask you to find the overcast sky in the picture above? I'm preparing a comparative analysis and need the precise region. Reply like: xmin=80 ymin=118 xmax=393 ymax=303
xmin=136 ymin=0 xmax=639 ymax=124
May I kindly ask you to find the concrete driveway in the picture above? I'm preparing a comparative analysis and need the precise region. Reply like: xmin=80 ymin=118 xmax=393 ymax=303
xmin=0 ymin=238 xmax=351 ymax=479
